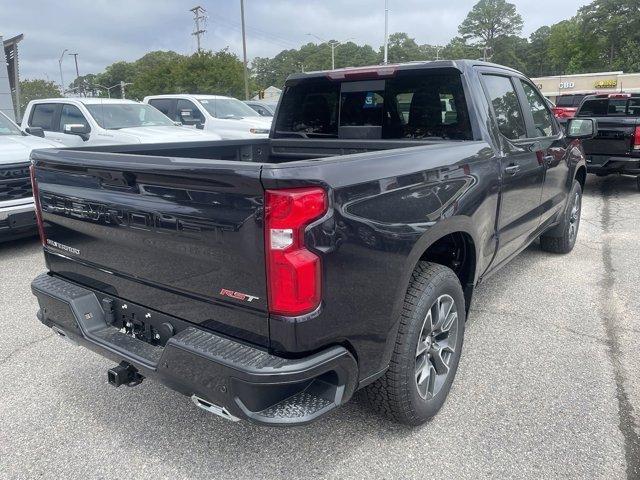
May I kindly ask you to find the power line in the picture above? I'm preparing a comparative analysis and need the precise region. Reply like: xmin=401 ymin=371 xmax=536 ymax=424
xmin=190 ymin=5 xmax=207 ymax=53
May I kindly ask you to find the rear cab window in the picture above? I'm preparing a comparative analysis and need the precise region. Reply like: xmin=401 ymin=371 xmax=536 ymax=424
xmin=578 ymin=96 xmax=640 ymax=117
xmin=274 ymin=69 xmax=473 ymax=141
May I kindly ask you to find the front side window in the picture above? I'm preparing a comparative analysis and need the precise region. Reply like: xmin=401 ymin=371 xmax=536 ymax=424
xmin=520 ymin=81 xmax=554 ymax=137
xmin=483 ymin=75 xmax=527 ymax=140
xmin=30 ymin=103 xmax=57 ymax=131
xmin=0 ymin=112 xmax=22 ymax=136
xmin=198 ymin=98 xmax=260 ymax=119
xmin=59 ymin=104 xmax=90 ymax=132
xmin=85 ymin=103 xmax=174 ymax=129
xmin=176 ymin=99 xmax=205 ymax=123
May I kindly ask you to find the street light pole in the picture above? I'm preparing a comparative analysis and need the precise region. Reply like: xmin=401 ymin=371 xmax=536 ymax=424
xmin=240 ymin=0 xmax=249 ymax=100
xmin=58 ymin=48 xmax=68 ymax=94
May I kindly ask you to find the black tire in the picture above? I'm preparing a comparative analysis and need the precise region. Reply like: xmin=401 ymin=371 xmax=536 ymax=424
xmin=540 ymin=180 xmax=582 ymax=254
xmin=363 ymin=262 xmax=465 ymax=426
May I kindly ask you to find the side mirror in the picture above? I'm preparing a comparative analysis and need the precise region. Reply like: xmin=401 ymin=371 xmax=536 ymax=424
xmin=566 ymin=118 xmax=597 ymax=140
xmin=25 ymin=127 xmax=45 ymax=138
xmin=63 ymin=123 xmax=90 ymax=141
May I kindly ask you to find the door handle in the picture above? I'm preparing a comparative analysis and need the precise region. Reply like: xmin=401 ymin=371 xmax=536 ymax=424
xmin=505 ymin=164 xmax=521 ymax=176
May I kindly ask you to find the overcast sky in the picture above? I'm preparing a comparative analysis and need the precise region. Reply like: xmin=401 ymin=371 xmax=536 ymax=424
xmin=2 ymin=0 xmax=588 ymax=86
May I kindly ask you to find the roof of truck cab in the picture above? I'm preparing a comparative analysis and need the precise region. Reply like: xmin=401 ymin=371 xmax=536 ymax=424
xmin=285 ymin=59 xmax=523 ymax=83
xmin=27 ymin=98 xmax=140 ymax=105
xmin=144 ymin=94 xmax=233 ymax=100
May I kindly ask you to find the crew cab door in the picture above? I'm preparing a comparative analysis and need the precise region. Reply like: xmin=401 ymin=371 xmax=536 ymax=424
xmin=516 ymin=78 xmax=569 ymax=227
xmin=480 ymin=73 xmax=545 ymax=265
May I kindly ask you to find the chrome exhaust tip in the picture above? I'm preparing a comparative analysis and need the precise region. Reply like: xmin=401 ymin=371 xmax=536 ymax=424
xmin=191 ymin=395 xmax=240 ymax=422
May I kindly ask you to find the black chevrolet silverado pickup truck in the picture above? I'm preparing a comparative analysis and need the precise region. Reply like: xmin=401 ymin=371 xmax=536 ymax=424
xmin=576 ymin=92 xmax=640 ymax=188
xmin=29 ymin=60 xmax=594 ymax=426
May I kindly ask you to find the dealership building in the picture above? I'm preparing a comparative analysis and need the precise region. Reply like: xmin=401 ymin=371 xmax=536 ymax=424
xmin=1 ymin=33 xmax=23 ymax=121
xmin=531 ymin=71 xmax=640 ymax=102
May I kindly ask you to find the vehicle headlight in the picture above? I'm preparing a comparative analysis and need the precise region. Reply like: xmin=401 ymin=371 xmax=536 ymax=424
xmin=249 ymin=128 xmax=270 ymax=134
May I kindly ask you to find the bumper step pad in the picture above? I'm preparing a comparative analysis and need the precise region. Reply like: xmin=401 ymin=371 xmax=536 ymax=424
xmin=31 ymin=273 xmax=358 ymax=425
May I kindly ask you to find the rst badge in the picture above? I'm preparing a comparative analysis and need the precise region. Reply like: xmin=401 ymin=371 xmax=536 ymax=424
xmin=219 ymin=288 xmax=259 ymax=303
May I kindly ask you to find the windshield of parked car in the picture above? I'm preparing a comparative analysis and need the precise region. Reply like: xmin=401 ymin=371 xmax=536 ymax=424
xmin=198 ymin=98 xmax=260 ymax=119
xmin=274 ymin=70 xmax=473 ymax=140
xmin=85 ymin=103 xmax=174 ymax=129
xmin=0 ymin=112 xmax=22 ymax=136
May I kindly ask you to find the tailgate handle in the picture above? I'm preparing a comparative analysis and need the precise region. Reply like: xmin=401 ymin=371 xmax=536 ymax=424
xmin=98 ymin=171 xmax=138 ymax=190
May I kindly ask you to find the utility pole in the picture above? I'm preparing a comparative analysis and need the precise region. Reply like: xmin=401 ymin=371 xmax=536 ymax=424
xmin=58 ymin=48 xmax=68 ymax=94
xmin=240 ymin=0 xmax=249 ymax=100
xmin=68 ymin=53 xmax=81 ymax=95
xmin=119 ymin=81 xmax=133 ymax=99
xmin=383 ymin=0 xmax=389 ymax=65
xmin=190 ymin=6 xmax=207 ymax=53
xmin=307 ymin=34 xmax=353 ymax=70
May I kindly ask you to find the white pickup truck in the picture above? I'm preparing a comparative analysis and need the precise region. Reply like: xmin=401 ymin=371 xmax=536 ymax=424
xmin=20 ymin=98 xmax=222 ymax=147
xmin=0 ymin=112 xmax=62 ymax=242
xmin=144 ymin=94 xmax=273 ymax=139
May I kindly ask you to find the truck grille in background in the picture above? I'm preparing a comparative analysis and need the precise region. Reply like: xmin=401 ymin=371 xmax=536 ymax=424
xmin=0 ymin=163 xmax=33 ymax=202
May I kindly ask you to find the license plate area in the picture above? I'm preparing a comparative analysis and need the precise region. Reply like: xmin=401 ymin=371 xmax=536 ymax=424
xmin=94 ymin=293 xmax=190 ymax=347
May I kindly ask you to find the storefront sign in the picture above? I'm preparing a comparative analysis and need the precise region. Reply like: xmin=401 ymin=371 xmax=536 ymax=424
xmin=559 ymin=81 xmax=575 ymax=89
xmin=594 ymin=79 xmax=617 ymax=89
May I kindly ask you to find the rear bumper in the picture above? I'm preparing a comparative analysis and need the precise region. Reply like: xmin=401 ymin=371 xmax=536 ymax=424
xmin=0 ymin=201 xmax=36 ymax=241
xmin=31 ymin=273 xmax=358 ymax=426
xmin=586 ymin=155 xmax=640 ymax=175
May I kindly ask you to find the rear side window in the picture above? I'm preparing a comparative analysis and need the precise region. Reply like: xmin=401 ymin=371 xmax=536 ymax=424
xmin=148 ymin=99 xmax=173 ymax=117
xmin=30 ymin=103 xmax=57 ymax=130
xmin=275 ymin=71 xmax=472 ymax=140
xmin=482 ymin=75 xmax=527 ymax=140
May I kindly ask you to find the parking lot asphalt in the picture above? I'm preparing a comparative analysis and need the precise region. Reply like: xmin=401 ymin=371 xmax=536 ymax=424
xmin=0 ymin=174 xmax=638 ymax=480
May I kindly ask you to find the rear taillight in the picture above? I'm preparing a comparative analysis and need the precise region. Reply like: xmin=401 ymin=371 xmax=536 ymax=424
xmin=29 ymin=164 xmax=46 ymax=246
xmin=265 ymin=187 xmax=327 ymax=316
xmin=553 ymin=107 xmax=577 ymax=119
xmin=633 ymin=126 xmax=640 ymax=150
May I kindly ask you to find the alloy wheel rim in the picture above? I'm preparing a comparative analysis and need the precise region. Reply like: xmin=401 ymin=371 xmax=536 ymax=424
xmin=568 ymin=192 xmax=581 ymax=242
xmin=415 ymin=294 xmax=458 ymax=400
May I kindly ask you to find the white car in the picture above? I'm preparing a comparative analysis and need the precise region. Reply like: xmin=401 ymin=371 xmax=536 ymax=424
xmin=0 ymin=112 xmax=63 ymax=241
xmin=144 ymin=94 xmax=272 ymax=139
xmin=21 ymin=98 xmax=222 ymax=148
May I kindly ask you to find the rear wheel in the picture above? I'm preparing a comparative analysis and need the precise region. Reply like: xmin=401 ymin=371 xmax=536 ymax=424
xmin=540 ymin=180 xmax=582 ymax=254
xmin=363 ymin=262 xmax=465 ymax=426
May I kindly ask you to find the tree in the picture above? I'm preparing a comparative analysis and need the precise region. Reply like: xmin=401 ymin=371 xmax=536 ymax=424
xmin=525 ymin=27 xmax=552 ymax=77
xmin=441 ymin=36 xmax=482 ymax=60
xmin=579 ymin=0 xmax=640 ymax=70
xmin=18 ymin=79 xmax=62 ymax=113
xmin=459 ymin=0 xmax=523 ymax=59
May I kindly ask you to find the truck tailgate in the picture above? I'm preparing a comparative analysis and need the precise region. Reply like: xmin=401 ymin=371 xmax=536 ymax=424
xmin=32 ymin=148 xmax=269 ymax=345
xmin=581 ymin=117 xmax=637 ymax=156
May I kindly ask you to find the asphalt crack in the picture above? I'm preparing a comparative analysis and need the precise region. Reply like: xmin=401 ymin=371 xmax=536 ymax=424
xmin=599 ymin=179 xmax=640 ymax=480
xmin=0 ymin=333 xmax=55 ymax=367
